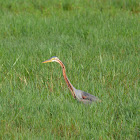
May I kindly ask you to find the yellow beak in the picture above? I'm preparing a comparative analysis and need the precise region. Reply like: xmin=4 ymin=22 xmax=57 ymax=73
xmin=42 ymin=59 xmax=52 ymax=63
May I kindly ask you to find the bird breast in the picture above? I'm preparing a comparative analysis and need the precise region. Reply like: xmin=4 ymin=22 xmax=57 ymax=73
xmin=73 ymin=89 xmax=83 ymax=100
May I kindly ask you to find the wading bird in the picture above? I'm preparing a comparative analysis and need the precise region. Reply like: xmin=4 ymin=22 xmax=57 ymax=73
xmin=42 ymin=56 xmax=100 ymax=104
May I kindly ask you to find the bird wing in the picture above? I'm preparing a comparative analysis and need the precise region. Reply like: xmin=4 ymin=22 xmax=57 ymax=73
xmin=81 ymin=91 xmax=99 ymax=102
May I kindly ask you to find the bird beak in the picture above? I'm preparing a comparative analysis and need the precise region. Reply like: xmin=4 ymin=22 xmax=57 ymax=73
xmin=42 ymin=59 xmax=52 ymax=63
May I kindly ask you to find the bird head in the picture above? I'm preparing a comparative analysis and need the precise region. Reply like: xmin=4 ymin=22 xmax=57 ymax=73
xmin=42 ymin=56 xmax=59 ymax=63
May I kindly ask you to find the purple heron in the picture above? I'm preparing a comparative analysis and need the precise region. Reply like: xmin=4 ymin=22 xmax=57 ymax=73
xmin=42 ymin=56 xmax=100 ymax=104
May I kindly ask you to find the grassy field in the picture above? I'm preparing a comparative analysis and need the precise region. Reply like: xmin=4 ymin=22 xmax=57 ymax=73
xmin=0 ymin=0 xmax=140 ymax=139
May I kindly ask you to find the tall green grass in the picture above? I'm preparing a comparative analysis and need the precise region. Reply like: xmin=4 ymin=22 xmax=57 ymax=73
xmin=0 ymin=0 xmax=140 ymax=139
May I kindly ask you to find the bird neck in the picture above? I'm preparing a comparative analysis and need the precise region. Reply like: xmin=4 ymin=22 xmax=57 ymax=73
xmin=57 ymin=59 xmax=76 ymax=98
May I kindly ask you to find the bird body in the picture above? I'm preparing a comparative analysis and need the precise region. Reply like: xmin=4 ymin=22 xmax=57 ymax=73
xmin=42 ymin=56 xmax=100 ymax=104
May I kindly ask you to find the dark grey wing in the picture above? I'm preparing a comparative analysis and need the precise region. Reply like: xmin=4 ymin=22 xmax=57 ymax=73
xmin=81 ymin=91 xmax=99 ymax=102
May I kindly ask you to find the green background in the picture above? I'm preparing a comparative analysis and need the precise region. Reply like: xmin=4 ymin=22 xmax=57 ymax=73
xmin=0 ymin=0 xmax=140 ymax=139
